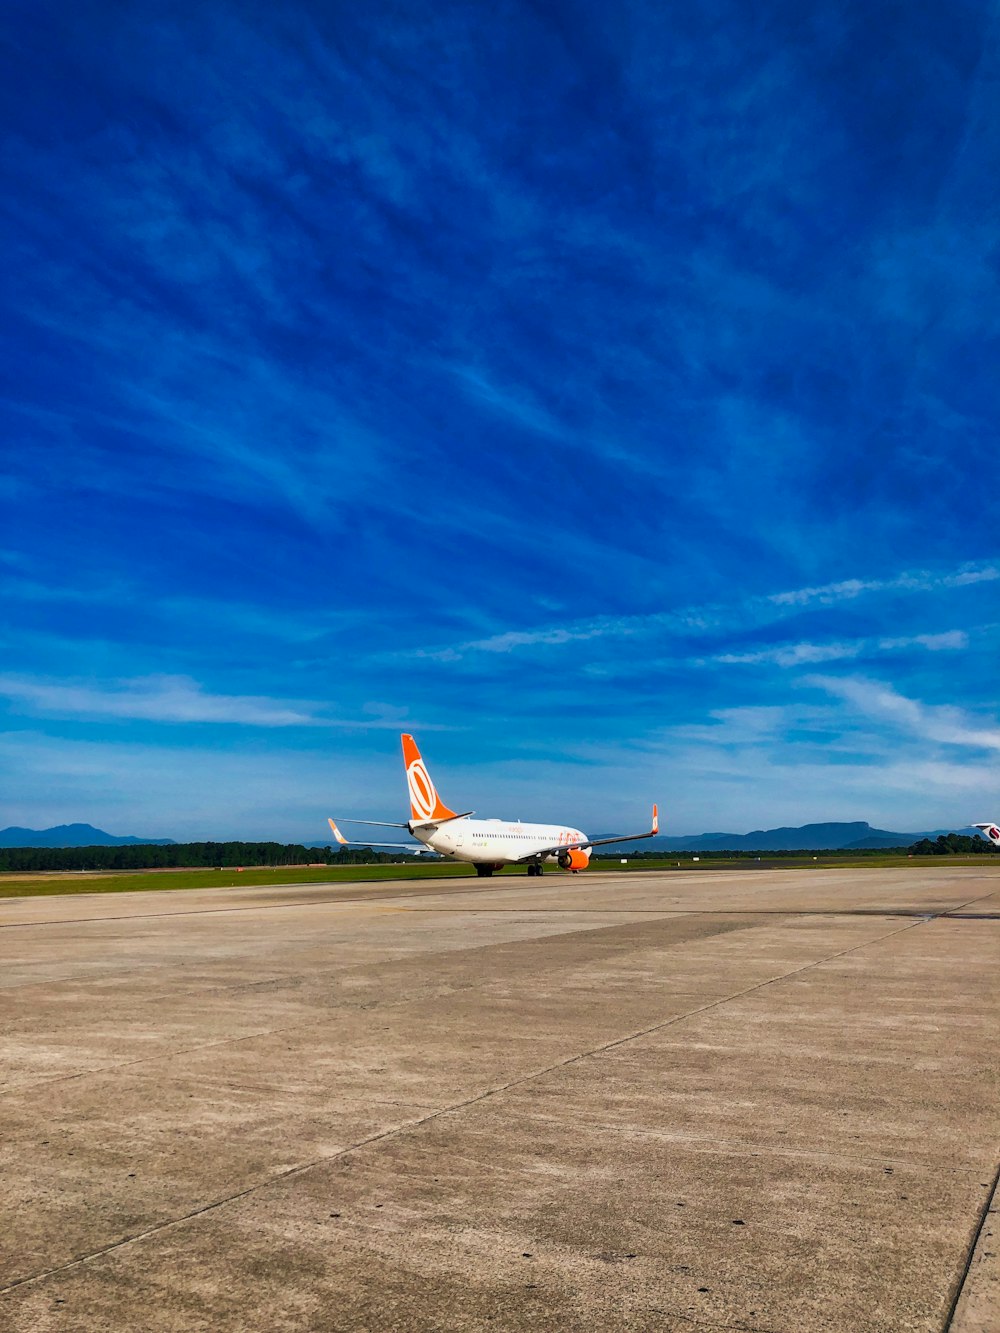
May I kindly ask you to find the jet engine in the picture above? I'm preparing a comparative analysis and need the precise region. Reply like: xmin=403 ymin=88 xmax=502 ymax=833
xmin=558 ymin=848 xmax=591 ymax=871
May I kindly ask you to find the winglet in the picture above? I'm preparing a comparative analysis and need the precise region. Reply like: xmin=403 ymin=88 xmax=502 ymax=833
xmin=327 ymin=817 xmax=349 ymax=846
xmin=652 ymin=803 xmax=659 ymax=835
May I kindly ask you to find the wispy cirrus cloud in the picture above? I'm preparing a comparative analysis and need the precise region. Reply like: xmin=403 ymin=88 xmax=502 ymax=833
xmin=408 ymin=562 xmax=998 ymax=661
xmin=504 ymin=703 xmax=999 ymax=833
xmin=0 ymin=576 xmax=137 ymax=606
xmin=0 ymin=674 xmax=451 ymax=730
xmin=2 ymin=3 xmax=998 ymax=836
xmin=767 ymin=565 xmax=1000 ymax=608
xmin=805 ymin=675 xmax=1000 ymax=752
xmin=715 ymin=629 xmax=969 ymax=668
xmin=415 ymin=619 xmax=631 ymax=661
xmin=0 ymin=729 xmax=396 ymax=839
xmin=0 ymin=674 xmax=319 ymax=727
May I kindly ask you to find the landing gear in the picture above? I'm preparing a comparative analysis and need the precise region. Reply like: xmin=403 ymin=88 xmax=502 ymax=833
xmin=474 ymin=864 xmax=495 ymax=877
xmin=527 ymin=863 xmax=543 ymax=877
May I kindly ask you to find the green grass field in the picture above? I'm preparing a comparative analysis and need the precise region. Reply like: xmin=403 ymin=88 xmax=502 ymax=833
xmin=0 ymin=861 xmax=478 ymax=898
xmin=2 ymin=853 xmax=990 ymax=898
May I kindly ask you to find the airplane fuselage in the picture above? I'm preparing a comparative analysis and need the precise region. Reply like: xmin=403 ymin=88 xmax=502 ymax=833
xmin=415 ymin=818 xmax=588 ymax=866
xmin=327 ymin=734 xmax=657 ymax=876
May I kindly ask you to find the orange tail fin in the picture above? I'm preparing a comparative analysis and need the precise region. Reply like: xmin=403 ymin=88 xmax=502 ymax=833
xmin=401 ymin=734 xmax=458 ymax=822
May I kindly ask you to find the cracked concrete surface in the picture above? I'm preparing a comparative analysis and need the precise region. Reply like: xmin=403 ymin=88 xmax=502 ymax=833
xmin=1 ymin=865 xmax=998 ymax=1331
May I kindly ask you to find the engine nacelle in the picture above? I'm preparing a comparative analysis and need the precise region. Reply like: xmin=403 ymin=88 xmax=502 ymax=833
xmin=557 ymin=848 xmax=591 ymax=871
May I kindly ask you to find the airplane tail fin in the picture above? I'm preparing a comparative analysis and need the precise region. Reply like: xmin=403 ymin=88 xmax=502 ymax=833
xmin=972 ymin=822 xmax=1000 ymax=847
xmin=401 ymin=734 xmax=458 ymax=823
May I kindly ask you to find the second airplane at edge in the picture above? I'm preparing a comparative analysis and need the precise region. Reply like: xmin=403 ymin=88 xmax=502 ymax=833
xmin=328 ymin=733 xmax=658 ymax=876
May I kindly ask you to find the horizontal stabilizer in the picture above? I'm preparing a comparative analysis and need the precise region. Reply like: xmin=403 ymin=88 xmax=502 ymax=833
xmin=334 ymin=816 xmax=410 ymax=829
xmin=327 ymin=817 xmax=412 ymax=851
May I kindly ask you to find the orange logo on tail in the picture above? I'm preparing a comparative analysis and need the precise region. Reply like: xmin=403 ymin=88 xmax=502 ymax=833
xmin=401 ymin=734 xmax=457 ymax=822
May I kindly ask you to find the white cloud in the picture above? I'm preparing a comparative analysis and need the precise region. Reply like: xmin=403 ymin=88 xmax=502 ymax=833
xmin=0 ymin=674 xmax=455 ymax=731
xmin=878 ymin=630 xmax=968 ymax=651
xmin=0 ymin=674 xmax=319 ymax=727
xmin=767 ymin=563 xmax=999 ymax=608
xmin=805 ymin=675 xmax=1000 ymax=752
xmin=462 ymin=622 xmax=626 ymax=653
xmin=409 ymin=559 xmax=999 ymax=660
xmin=714 ymin=629 xmax=970 ymax=668
xmin=665 ymin=704 xmax=816 ymax=746
xmin=482 ymin=714 xmax=998 ymax=835
xmin=0 ymin=730 xmax=383 ymax=839
xmin=716 ymin=641 xmax=863 ymax=667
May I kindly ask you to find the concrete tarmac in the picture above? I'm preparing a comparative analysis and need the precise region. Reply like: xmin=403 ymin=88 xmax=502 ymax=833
xmin=1 ymin=865 xmax=998 ymax=1332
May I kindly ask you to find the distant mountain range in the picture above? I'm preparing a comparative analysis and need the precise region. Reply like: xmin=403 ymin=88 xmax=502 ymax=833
xmin=0 ymin=824 xmax=176 ymax=848
xmin=0 ymin=819 xmax=984 ymax=851
xmin=609 ymin=821 xmax=971 ymax=852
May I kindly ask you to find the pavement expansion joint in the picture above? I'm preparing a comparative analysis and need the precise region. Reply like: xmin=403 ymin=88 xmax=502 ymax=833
xmin=1 ymin=910 xmax=936 ymax=1297
xmin=943 ymin=1158 xmax=1000 ymax=1332
xmin=3 ymin=867 xmax=997 ymax=1329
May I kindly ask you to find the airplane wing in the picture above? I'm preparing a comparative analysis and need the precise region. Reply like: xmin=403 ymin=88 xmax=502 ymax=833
xmin=327 ymin=818 xmax=414 ymax=851
xmin=515 ymin=804 xmax=659 ymax=863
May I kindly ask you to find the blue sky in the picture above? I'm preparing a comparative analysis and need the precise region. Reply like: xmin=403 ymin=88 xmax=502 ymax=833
xmin=1 ymin=0 xmax=998 ymax=840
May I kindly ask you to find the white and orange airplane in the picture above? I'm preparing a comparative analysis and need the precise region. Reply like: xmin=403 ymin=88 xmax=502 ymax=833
xmin=328 ymin=733 xmax=658 ymax=877
xmin=972 ymin=822 xmax=1000 ymax=847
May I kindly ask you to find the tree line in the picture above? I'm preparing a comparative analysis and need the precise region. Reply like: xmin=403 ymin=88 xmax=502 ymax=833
xmin=2 ymin=837 xmax=993 ymax=873
xmin=0 ymin=843 xmax=413 ymax=872
xmin=909 ymin=833 xmax=996 ymax=856
xmin=594 ymin=847 xmax=910 ymax=859
xmin=596 ymin=840 xmax=996 ymax=859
